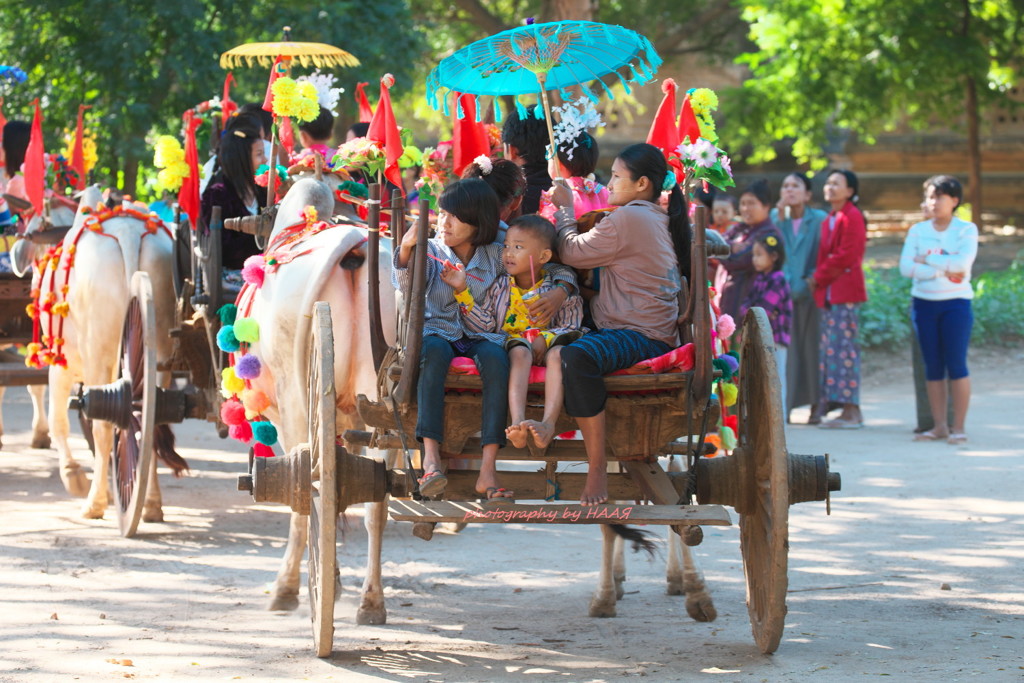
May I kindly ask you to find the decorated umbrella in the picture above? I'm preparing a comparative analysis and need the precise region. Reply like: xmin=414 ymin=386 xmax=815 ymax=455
xmin=220 ymin=27 xmax=360 ymax=207
xmin=426 ymin=20 xmax=661 ymax=173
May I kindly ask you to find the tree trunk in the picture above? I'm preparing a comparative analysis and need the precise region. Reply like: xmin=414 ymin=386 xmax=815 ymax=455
xmin=544 ymin=0 xmax=593 ymax=21
xmin=964 ymin=76 xmax=982 ymax=227
xmin=123 ymin=154 xmax=139 ymax=198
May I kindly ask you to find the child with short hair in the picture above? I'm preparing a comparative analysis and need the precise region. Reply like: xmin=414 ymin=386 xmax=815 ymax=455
xmin=539 ymin=131 xmax=610 ymax=221
xmin=740 ymin=234 xmax=793 ymax=401
xmin=711 ymin=194 xmax=737 ymax=234
xmin=446 ymin=215 xmax=584 ymax=461
xmin=295 ymin=106 xmax=334 ymax=162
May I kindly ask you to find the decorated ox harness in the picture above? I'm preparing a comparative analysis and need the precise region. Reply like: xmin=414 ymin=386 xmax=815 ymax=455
xmin=217 ymin=206 xmax=370 ymax=456
xmin=24 ymin=204 xmax=170 ymax=369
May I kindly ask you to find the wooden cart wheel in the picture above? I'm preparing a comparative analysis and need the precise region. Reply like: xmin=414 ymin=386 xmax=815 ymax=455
xmin=307 ymin=301 xmax=337 ymax=658
xmin=737 ymin=308 xmax=789 ymax=654
xmin=111 ymin=272 xmax=157 ymax=538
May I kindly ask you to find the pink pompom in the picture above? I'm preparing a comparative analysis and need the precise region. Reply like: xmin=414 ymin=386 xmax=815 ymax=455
xmin=235 ymin=353 xmax=262 ymax=379
xmin=253 ymin=442 xmax=275 ymax=458
xmin=220 ymin=398 xmax=246 ymax=426
xmin=242 ymin=255 xmax=266 ymax=287
xmin=229 ymin=421 xmax=253 ymax=443
xmin=661 ymin=78 xmax=677 ymax=94
xmin=716 ymin=314 xmax=736 ymax=340
xmin=381 ymin=73 xmax=395 ymax=89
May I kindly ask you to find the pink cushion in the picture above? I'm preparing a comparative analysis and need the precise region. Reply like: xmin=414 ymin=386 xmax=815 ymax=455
xmin=448 ymin=343 xmax=695 ymax=382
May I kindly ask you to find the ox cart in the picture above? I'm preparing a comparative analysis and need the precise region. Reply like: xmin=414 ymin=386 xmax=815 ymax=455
xmin=76 ymin=178 xmax=840 ymax=656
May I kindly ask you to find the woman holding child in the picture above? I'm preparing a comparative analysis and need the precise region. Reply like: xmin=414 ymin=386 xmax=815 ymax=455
xmin=545 ymin=142 xmax=690 ymax=506
xmin=718 ymin=179 xmax=781 ymax=322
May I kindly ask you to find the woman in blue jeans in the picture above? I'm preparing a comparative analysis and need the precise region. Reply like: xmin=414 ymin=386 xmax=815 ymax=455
xmin=899 ymin=175 xmax=978 ymax=444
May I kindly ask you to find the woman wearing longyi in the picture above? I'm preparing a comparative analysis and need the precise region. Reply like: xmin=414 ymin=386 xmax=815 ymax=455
xmin=548 ymin=142 xmax=689 ymax=506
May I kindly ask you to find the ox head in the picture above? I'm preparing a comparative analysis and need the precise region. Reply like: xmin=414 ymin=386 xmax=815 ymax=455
xmin=272 ymin=177 xmax=336 ymax=239
xmin=10 ymin=191 xmax=86 ymax=277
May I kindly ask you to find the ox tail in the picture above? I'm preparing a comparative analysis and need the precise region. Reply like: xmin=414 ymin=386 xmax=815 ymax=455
xmin=116 ymin=222 xmax=143 ymax=296
xmin=609 ymin=524 xmax=659 ymax=559
xmin=154 ymin=424 xmax=189 ymax=476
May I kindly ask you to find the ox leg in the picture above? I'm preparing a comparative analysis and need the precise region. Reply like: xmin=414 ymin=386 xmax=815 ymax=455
xmin=270 ymin=512 xmax=306 ymax=611
xmin=142 ymin=455 xmax=164 ymax=523
xmin=680 ymin=543 xmax=716 ymax=622
xmin=81 ymin=418 xmax=114 ymax=519
xmin=589 ymin=524 xmax=619 ymax=618
xmin=49 ymin=368 xmax=89 ymax=498
xmin=613 ymin=534 xmax=627 ymax=600
xmin=356 ymin=499 xmax=388 ymax=625
xmin=0 ymin=386 xmax=5 ymax=449
xmin=29 ymin=384 xmax=51 ymax=449
xmin=666 ymin=530 xmax=686 ymax=595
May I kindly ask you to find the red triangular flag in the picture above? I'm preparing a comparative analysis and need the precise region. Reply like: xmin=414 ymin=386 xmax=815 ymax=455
xmin=179 ymin=111 xmax=202 ymax=230
xmin=354 ymin=82 xmax=374 ymax=123
xmin=646 ymin=79 xmax=680 ymax=161
xmin=0 ymin=97 xmax=7 ymax=149
xmin=221 ymin=72 xmax=238 ymax=121
xmin=678 ymin=94 xmax=701 ymax=145
xmin=262 ymin=56 xmax=288 ymax=112
xmin=452 ymin=94 xmax=491 ymax=177
xmin=366 ymin=74 xmax=404 ymax=194
xmin=279 ymin=116 xmax=295 ymax=157
xmin=23 ymin=99 xmax=45 ymax=215
xmin=69 ymin=104 xmax=91 ymax=190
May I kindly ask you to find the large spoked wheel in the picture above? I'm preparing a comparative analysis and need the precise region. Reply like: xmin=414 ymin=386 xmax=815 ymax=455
xmin=736 ymin=308 xmax=789 ymax=654
xmin=307 ymin=302 xmax=338 ymax=658
xmin=111 ymin=272 xmax=157 ymax=538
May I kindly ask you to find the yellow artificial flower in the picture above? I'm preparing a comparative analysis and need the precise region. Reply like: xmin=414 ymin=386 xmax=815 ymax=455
xmin=154 ymin=135 xmax=185 ymax=169
xmin=689 ymin=88 xmax=719 ymax=115
xmin=62 ymin=129 xmax=99 ymax=173
xmin=272 ymin=77 xmax=320 ymax=123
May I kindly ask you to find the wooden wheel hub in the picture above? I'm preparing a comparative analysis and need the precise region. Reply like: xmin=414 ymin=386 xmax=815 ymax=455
xmin=247 ymin=447 xmax=311 ymax=515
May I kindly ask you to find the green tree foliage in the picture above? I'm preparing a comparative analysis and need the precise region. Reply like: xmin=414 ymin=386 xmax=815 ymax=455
xmin=726 ymin=0 xmax=1021 ymax=220
xmin=0 ymin=0 xmax=422 ymax=196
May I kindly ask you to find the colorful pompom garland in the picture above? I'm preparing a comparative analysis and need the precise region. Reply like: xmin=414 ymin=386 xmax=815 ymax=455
xmin=216 ymin=314 xmax=277 ymax=455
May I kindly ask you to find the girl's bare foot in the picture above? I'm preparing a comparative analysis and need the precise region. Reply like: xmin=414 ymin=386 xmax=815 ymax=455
xmin=506 ymin=423 xmax=528 ymax=449
xmin=524 ymin=419 xmax=556 ymax=448
xmin=580 ymin=470 xmax=608 ymax=506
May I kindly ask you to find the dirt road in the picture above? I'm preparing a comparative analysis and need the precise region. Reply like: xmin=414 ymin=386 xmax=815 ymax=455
xmin=1 ymin=349 xmax=1022 ymax=682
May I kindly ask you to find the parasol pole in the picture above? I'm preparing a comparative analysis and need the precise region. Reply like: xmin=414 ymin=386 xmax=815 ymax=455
xmin=535 ymin=73 xmax=562 ymax=181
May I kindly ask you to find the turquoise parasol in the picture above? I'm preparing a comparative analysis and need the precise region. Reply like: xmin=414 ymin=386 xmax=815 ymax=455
xmin=426 ymin=20 xmax=661 ymax=171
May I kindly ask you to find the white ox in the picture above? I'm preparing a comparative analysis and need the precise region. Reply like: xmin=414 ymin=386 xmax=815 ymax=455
xmin=243 ymin=177 xmax=396 ymax=621
xmin=35 ymin=186 xmax=185 ymax=518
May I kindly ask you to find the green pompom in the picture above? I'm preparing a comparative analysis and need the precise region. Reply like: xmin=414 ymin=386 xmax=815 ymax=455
xmin=337 ymin=180 xmax=368 ymax=199
xmin=233 ymin=318 xmax=259 ymax=343
xmin=253 ymin=420 xmax=278 ymax=446
xmin=217 ymin=304 xmax=238 ymax=326
xmin=712 ymin=358 xmax=734 ymax=381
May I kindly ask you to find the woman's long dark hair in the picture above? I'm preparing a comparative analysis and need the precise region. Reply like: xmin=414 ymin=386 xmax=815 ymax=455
xmin=215 ymin=122 xmax=263 ymax=207
xmin=617 ymin=142 xmax=691 ymax=281
xmin=2 ymin=121 xmax=31 ymax=176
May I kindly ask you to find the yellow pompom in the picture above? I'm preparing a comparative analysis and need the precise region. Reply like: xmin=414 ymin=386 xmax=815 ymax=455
xmin=720 ymin=381 xmax=738 ymax=407
xmin=221 ymin=367 xmax=245 ymax=396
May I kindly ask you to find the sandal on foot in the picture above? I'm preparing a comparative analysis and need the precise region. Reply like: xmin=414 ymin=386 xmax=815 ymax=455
xmin=478 ymin=487 xmax=515 ymax=504
xmin=947 ymin=433 xmax=968 ymax=445
xmin=913 ymin=430 xmax=947 ymax=442
xmin=417 ymin=470 xmax=448 ymax=497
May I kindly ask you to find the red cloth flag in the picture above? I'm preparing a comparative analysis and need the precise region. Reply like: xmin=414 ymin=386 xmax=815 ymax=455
xmin=366 ymin=74 xmax=404 ymax=194
xmin=278 ymin=116 xmax=295 ymax=157
xmin=69 ymin=104 xmax=91 ymax=190
xmin=678 ymin=93 xmax=702 ymax=145
xmin=261 ymin=56 xmax=288 ymax=112
xmin=221 ymin=72 xmax=238 ymax=121
xmin=179 ymin=111 xmax=202 ymax=230
xmin=0 ymin=97 xmax=7 ymax=149
xmin=452 ymin=94 xmax=491 ymax=177
xmin=23 ymin=99 xmax=45 ymax=215
xmin=354 ymin=82 xmax=374 ymax=123
xmin=647 ymin=79 xmax=680 ymax=159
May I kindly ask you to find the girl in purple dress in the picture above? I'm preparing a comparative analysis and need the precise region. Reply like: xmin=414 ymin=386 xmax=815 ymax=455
xmin=740 ymin=234 xmax=793 ymax=402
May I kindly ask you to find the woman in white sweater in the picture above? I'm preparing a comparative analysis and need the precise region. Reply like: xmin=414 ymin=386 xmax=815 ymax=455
xmin=899 ymin=175 xmax=978 ymax=444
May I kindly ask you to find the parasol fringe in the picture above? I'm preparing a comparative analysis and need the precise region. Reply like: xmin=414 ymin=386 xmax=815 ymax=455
xmin=456 ymin=94 xmax=465 ymax=120
xmin=493 ymin=96 xmax=502 ymax=123
xmin=595 ymin=76 xmax=616 ymax=101
xmin=514 ymin=95 xmax=527 ymax=120
xmin=583 ymin=85 xmax=600 ymax=104
xmin=442 ymin=89 xmax=452 ymax=117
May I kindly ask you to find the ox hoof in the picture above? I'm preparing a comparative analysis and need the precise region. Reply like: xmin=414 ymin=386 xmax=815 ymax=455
xmin=61 ymin=466 xmax=91 ymax=498
xmin=666 ymin=579 xmax=685 ymax=596
xmin=81 ymin=500 xmax=106 ymax=520
xmin=142 ymin=508 xmax=164 ymax=523
xmin=268 ymin=593 xmax=300 ymax=612
xmin=447 ymin=522 xmax=469 ymax=533
xmin=588 ymin=593 xmax=617 ymax=618
xmin=32 ymin=435 xmax=52 ymax=450
xmin=686 ymin=595 xmax=717 ymax=622
xmin=356 ymin=606 xmax=387 ymax=626
xmin=412 ymin=522 xmax=436 ymax=541
xmin=614 ymin=578 xmax=626 ymax=601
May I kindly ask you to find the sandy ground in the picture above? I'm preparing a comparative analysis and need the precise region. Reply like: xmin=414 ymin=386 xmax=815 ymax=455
xmin=1 ymin=348 xmax=1022 ymax=682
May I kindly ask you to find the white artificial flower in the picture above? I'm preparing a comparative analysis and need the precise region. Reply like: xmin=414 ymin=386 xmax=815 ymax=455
xmin=473 ymin=155 xmax=493 ymax=175
xmin=296 ymin=70 xmax=344 ymax=116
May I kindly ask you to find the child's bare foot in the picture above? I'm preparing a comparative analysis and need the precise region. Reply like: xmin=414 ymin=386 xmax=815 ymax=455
xmin=580 ymin=470 xmax=608 ymax=506
xmin=506 ymin=422 xmax=528 ymax=449
xmin=524 ymin=419 xmax=556 ymax=448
